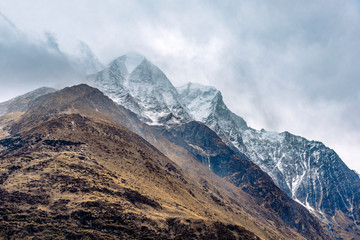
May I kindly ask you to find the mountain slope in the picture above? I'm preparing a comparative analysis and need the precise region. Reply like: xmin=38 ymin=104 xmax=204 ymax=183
xmin=154 ymin=121 xmax=330 ymax=239
xmin=0 ymin=87 xmax=56 ymax=115
xmin=178 ymin=82 xmax=360 ymax=239
xmin=1 ymin=85 xmax=263 ymax=240
xmin=1 ymin=84 xmax=331 ymax=240
xmin=1 ymin=114 xmax=263 ymax=239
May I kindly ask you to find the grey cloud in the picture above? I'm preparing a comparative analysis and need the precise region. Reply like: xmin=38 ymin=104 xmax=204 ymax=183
xmin=0 ymin=12 xmax=81 ymax=101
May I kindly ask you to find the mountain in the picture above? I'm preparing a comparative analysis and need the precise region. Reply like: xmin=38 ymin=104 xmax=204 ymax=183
xmin=0 ymin=84 xmax=331 ymax=239
xmin=0 ymin=87 xmax=56 ymax=115
xmin=0 ymin=85 xmax=261 ymax=239
xmin=68 ymin=41 xmax=104 ymax=75
xmin=86 ymin=53 xmax=192 ymax=125
xmin=2 ymin=50 xmax=357 ymax=238
xmin=85 ymin=50 xmax=335 ymax=238
xmin=154 ymin=121 xmax=331 ymax=239
xmin=177 ymin=82 xmax=248 ymax=153
xmin=178 ymin=82 xmax=360 ymax=239
xmin=83 ymin=53 xmax=359 ymax=239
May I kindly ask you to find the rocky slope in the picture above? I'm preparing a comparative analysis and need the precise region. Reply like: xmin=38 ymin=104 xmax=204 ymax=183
xmin=2 ymin=113 xmax=265 ymax=239
xmin=178 ymin=82 xmax=360 ymax=239
xmin=154 ymin=121 xmax=331 ymax=239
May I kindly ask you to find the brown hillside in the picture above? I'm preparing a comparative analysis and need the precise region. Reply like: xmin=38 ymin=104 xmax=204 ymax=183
xmin=0 ymin=84 xmax=331 ymax=239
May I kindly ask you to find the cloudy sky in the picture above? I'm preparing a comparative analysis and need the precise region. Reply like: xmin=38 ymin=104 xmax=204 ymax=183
xmin=1 ymin=0 xmax=360 ymax=172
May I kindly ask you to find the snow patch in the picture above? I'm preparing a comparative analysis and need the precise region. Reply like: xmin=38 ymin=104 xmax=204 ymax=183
xmin=291 ymin=171 xmax=306 ymax=197
xmin=259 ymin=129 xmax=284 ymax=143
xmin=177 ymin=82 xmax=219 ymax=122
xmin=294 ymin=198 xmax=315 ymax=212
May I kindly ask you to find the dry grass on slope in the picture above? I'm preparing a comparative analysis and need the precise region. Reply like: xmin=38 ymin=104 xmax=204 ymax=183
xmin=0 ymin=113 xmax=260 ymax=239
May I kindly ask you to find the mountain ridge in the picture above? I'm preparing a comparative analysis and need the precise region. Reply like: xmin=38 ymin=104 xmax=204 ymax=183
xmin=82 ymin=54 xmax=360 ymax=239
xmin=0 ymin=84 xmax=331 ymax=239
xmin=179 ymin=82 xmax=360 ymax=239
xmin=1 ymin=85 xmax=265 ymax=239
xmin=0 ymin=87 xmax=56 ymax=115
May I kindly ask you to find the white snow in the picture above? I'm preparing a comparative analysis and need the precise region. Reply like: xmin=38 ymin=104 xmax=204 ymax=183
xmin=177 ymin=82 xmax=219 ymax=122
xmin=88 ymin=54 xmax=192 ymax=125
xmin=259 ymin=130 xmax=284 ymax=143
xmin=294 ymin=198 xmax=315 ymax=212
xmin=291 ymin=171 xmax=306 ymax=197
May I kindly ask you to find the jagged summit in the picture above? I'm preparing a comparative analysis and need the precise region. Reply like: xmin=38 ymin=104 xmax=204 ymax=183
xmin=178 ymin=82 xmax=248 ymax=153
xmin=177 ymin=82 xmax=219 ymax=122
xmin=86 ymin=54 xmax=192 ymax=125
xmin=177 ymin=82 xmax=247 ymax=128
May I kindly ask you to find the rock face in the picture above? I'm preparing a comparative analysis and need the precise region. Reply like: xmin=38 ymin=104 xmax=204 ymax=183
xmin=154 ymin=121 xmax=331 ymax=239
xmin=178 ymin=82 xmax=360 ymax=238
xmin=177 ymin=83 xmax=248 ymax=153
xmin=86 ymin=53 xmax=191 ymax=125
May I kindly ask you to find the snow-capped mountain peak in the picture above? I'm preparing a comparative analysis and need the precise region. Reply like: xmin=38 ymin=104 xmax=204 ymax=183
xmin=178 ymin=82 xmax=249 ymax=153
xmin=86 ymin=54 xmax=192 ymax=125
xmin=178 ymin=83 xmax=247 ymax=129
xmin=177 ymin=82 xmax=219 ymax=122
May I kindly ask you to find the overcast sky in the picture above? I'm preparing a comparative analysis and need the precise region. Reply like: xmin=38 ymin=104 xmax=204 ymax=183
xmin=1 ymin=0 xmax=360 ymax=172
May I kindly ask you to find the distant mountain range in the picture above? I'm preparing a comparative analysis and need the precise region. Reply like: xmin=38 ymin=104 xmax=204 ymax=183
xmin=0 ymin=52 xmax=359 ymax=239
xmin=86 ymin=53 xmax=360 ymax=239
